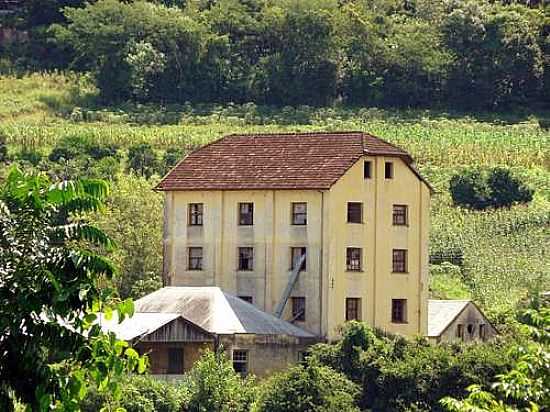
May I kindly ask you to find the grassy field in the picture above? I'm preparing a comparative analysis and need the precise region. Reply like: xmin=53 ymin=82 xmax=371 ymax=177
xmin=1 ymin=72 xmax=548 ymax=319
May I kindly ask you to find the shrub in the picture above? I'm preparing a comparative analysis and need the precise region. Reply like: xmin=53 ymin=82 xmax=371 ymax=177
xmin=17 ymin=149 xmax=42 ymax=166
xmin=48 ymin=135 xmax=91 ymax=162
xmin=120 ymin=376 xmax=184 ymax=412
xmin=186 ymin=350 xmax=255 ymax=412
xmin=309 ymin=322 xmax=514 ymax=412
xmin=450 ymin=168 xmax=533 ymax=210
xmin=81 ymin=375 xmax=185 ymax=412
xmin=487 ymin=167 xmax=533 ymax=208
xmin=161 ymin=146 xmax=184 ymax=175
xmin=253 ymin=362 xmax=360 ymax=412
xmin=127 ymin=143 xmax=159 ymax=179
xmin=449 ymin=169 xmax=490 ymax=210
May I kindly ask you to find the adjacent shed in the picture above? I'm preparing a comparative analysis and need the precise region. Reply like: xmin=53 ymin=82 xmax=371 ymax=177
xmin=100 ymin=287 xmax=317 ymax=378
xmin=427 ymin=300 xmax=497 ymax=344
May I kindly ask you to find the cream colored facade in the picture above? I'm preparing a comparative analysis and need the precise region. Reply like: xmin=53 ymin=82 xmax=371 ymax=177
xmin=163 ymin=155 xmax=430 ymax=339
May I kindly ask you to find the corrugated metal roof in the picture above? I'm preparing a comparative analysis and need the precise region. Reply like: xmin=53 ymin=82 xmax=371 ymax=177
xmin=427 ymin=300 xmax=470 ymax=337
xmin=98 ymin=312 xmax=181 ymax=340
xmin=133 ymin=287 xmax=316 ymax=338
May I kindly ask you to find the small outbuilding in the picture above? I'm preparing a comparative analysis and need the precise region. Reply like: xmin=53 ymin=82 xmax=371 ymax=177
xmin=100 ymin=287 xmax=317 ymax=378
xmin=427 ymin=300 xmax=497 ymax=344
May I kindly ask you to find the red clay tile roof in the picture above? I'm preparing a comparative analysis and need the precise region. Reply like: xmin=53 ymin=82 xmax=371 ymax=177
xmin=156 ymin=131 xmax=430 ymax=191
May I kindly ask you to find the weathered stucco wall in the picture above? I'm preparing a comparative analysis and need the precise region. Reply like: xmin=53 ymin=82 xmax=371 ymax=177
xmin=137 ymin=336 xmax=311 ymax=378
xmin=164 ymin=155 xmax=430 ymax=340
xmin=437 ymin=304 xmax=498 ymax=343
xmin=325 ymin=156 xmax=430 ymax=338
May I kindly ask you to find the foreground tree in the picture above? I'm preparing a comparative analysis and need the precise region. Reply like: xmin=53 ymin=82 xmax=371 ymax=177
xmin=0 ymin=167 xmax=146 ymax=411
xmin=441 ymin=308 xmax=549 ymax=412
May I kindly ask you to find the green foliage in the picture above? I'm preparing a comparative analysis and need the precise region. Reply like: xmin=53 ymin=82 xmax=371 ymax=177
xmin=81 ymin=375 xmax=186 ymax=412
xmin=253 ymin=362 xmax=360 ymax=412
xmin=186 ymin=350 xmax=256 ymax=412
xmin=42 ymin=0 xmax=549 ymax=108
xmin=441 ymin=307 xmax=550 ymax=412
xmin=161 ymin=146 xmax=184 ymax=175
xmin=127 ymin=143 xmax=160 ymax=179
xmin=450 ymin=168 xmax=534 ymax=210
xmin=0 ymin=167 xmax=146 ymax=411
xmin=91 ymin=174 xmax=163 ymax=299
xmin=309 ymin=322 xmax=515 ymax=411
xmin=430 ymin=263 xmax=471 ymax=300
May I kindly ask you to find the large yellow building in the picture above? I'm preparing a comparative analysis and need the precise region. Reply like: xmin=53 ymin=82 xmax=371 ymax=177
xmin=156 ymin=132 xmax=432 ymax=339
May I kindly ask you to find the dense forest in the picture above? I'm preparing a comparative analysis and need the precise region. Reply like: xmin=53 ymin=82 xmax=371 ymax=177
xmin=1 ymin=0 xmax=549 ymax=109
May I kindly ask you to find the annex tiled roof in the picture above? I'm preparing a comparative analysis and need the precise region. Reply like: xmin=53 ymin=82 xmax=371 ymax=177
xmin=156 ymin=131 xmax=427 ymax=191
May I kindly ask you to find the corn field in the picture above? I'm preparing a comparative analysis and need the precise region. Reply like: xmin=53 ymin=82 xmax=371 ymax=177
xmin=1 ymin=73 xmax=549 ymax=318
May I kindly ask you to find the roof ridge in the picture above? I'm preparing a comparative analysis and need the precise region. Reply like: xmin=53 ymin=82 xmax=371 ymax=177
xmin=226 ymin=131 xmax=364 ymax=138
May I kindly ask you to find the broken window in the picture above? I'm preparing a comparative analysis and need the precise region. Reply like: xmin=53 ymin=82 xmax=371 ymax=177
xmin=238 ymin=202 xmax=254 ymax=225
xmin=391 ymin=299 xmax=407 ymax=323
xmin=232 ymin=350 xmax=248 ymax=376
xmin=346 ymin=248 xmax=362 ymax=271
xmin=347 ymin=202 xmax=363 ymax=223
xmin=188 ymin=247 xmax=203 ymax=270
xmin=291 ymin=247 xmax=307 ymax=271
xmin=292 ymin=202 xmax=307 ymax=225
xmin=392 ymin=249 xmax=407 ymax=273
xmin=291 ymin=297 xmax=306 ymax=321
xmin=393 ymin=205 xmax=408 ymax=226
xmin=346 ymin=298 xmax=361 ymax=321
xmin=238 ymin=247 xmax=254 ymax=271
xmin=188 ymin=203 xmax=203 ymax=226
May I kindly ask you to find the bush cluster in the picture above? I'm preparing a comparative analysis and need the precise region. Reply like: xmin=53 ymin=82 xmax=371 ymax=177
xmin=309 ymin=322 xmax=515 ymax=412
xmin=7 ymin=136 xmax=184 ymax=181
xmin=449 ymin=168 xmax=534 ymax=210
xmin=6 ymin=0 xmax=549 ymax=109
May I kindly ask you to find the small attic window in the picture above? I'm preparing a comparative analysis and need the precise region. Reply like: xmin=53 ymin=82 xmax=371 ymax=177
xmin=385 ymin=162 xmax=393 ymax=179
xmin=364 ymin=161 xmax=372 ymax=179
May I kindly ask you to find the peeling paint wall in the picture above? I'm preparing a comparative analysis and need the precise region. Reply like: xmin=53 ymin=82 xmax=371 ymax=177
xmin=164 ymin=155 xmax=430 ymax=340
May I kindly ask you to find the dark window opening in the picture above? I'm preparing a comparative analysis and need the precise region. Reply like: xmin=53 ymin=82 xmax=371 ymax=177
xmin=238 ymin=296 xmax=253 ymax=304
xmin=347 ymin=202 xmax=363 ymax=224
xmin=239 ymin=202 xmax=254 ymax=225
xmin=292 ymin=202 xmax=307 ymax=225
xmin=291 ymin=247 xmax=307 ymax=271
xmin=457 ymin=324 xmax=464 ymax=339
xmin=238 ymin=247 xmax=254 ymax=271
xmin=392 ymin=249 xmax=408 ymax=273
xmin=346 ymin=298 xmax=361 ymax=321
xmin=188 ymin=247 xmax=203 ymax=270
xmin=385 ymin=162 xmax=393 ymax=179
xmin=167 ymin=348 xmax=184 ymax=374
xmin=467 ymin=324 xmax=474 ymax=335
xmin=232 ymin=350 xmax=248 ymax=376
xmin=291 ymin=297 xmax=306 ymax=321
xmin=393 ymin=205 xmax=408 ymax=226
xmin=346 ymin=248 xmax=362 ymax=271
xmin=391 ymin=299 xmax=407 ymax=323
xmin=364 ymin=161 xmax=372 ymax=179
xmin=479 ymin=324 xmax=486 ymax=340
xmin=188 ymin=203 xmax=203 ymax=226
